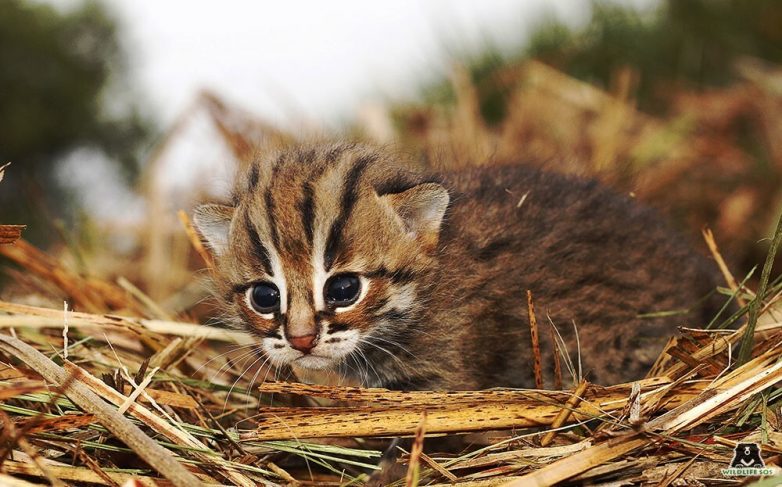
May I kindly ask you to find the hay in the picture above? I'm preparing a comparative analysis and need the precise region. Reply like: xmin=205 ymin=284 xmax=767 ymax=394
xmin=0 ymin=219 xmax=781 ymax=485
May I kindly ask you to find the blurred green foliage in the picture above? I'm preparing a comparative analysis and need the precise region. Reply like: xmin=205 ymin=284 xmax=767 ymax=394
xmin=422 ymin=0 xmax=782 ymax=124
xmin=0 ymin=0 xmax=151 ymax=243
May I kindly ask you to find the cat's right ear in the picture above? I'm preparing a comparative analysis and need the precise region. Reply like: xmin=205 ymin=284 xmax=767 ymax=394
xmin=193 ymin=204 xmax=235 ymax=257
xmin=379 ymin=183 xmax=450 ymax=251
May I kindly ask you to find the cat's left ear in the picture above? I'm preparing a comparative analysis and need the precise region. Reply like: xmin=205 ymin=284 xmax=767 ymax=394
xmin=193 ymin=204 xmax=235 ymax=256
xmin=380 ymin=183 xmax=450 ymax=250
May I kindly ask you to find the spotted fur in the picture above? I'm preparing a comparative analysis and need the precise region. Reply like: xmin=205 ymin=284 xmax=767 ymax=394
xmin=194 ymin=143 xmax=725 ymax=390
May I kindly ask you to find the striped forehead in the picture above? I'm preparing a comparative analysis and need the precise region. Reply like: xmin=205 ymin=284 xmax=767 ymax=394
xmin=236 ymin=146 xmax=376 ymax=281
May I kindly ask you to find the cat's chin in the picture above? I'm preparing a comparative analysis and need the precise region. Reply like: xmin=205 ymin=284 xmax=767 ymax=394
xmin=293 ymin=354 xmax=336 ymax=370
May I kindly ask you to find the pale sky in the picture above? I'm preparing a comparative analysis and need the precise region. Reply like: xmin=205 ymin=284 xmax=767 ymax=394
xmin=47 ymin=0 xmax=656 ymax=221
xmin=110 ymin=0 xmax=596 ymax=127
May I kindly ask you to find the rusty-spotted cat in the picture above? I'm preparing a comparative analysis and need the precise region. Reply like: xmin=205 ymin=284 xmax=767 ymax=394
xmin=194 ymin=143 xmax=723 ymax=390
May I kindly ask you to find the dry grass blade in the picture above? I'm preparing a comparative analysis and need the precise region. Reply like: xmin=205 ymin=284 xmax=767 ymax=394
xmin=419 ymin=452 xmax=458 ymax=482
xmin=0 ymin=300 xmax=253 ymax=344
xmin=405 ymin=412 xmax=427 ymax=487
xmin=0 ymin=472 xmax=43 ymax=487
xmin=539 ymin=379 xmax=588 ymax=447
xmin=526 ymin=290 xmax=544 ymax=390
xmin=738 ymin=210 xmax=782 ymax=364
xmin=0 ymin=381 xmax=46 ymax=401
xmin=548 ymin=323 xmax=563 ymax=390
xmin=0 ymin=334 xmax=201 ymax=487
xmin=0 ymin=239 xmax=129 ymax=314
xmin=1 ymin=461 xmax=204 ymax=486
xmin=178 ymin=209 xmax=214 ymax=270
xmin=14 ymin=413 xmax=97 ymax=434
xmin=702 ymin=227 xmax=747 ymax=306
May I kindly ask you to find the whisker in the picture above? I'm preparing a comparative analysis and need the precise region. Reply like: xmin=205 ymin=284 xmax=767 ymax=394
xmin=222 ymin=352 xmax=266 ymax=413
xmin=209 ymin=347 xmax=263 ymax=384
xmin=192 ymin=343 xmax=259 ymax=376
xmin=245 ymin=355 xmax=272 ymax=409
xmin=360 ymin=337 xmax=409 ymax=370
xmin=366 ymin=334 xmax=416 ymax=358
xmin=353 ymin=344 xmax=381 ymax=386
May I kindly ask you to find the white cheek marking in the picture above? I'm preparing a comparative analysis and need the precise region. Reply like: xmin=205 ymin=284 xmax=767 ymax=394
xmin=262 ymin=336 xmax=299 ymax=366
xmin=377 ymin=283 xmax=416 ymax=315
xmin=335 ymin=276 xmax=370 ymax=313
xmin=314 ymin=329 xmax=360 ymax=361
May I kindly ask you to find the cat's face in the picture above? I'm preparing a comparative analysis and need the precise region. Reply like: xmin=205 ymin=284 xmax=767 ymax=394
xmin=194 ymin=144 xmax=448 ymax=373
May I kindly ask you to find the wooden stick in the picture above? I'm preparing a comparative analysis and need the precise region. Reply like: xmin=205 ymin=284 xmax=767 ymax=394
xmin=242 ymin=384 xmax=702 ymax=441
xmin=259 ymin=377 xmax=671 ymax=406
xmin=527 ymin=290 xmax=544 ymax=389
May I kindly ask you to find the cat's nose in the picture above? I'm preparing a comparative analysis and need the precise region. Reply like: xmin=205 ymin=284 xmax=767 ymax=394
xmin=288 ymin=334 xmax=317 ymax=354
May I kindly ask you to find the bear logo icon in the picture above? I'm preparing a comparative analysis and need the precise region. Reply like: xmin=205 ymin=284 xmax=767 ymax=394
xmin=729 ymin=443 xmax=765 ymax=469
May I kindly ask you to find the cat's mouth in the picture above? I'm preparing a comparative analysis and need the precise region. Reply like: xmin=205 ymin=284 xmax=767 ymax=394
xmin=293 ymin=354 xmax=336 ymax=370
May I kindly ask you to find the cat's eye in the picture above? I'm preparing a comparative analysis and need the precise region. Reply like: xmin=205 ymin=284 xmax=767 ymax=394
xmin=324 ymin=274 xmax=361 ymax=307
xmin=248 ymin=282 xmax=280 ymax=314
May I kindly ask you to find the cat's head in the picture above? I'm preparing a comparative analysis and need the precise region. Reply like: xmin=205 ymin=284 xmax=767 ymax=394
xmin=193 ymin=144 xmax=449 ymax=372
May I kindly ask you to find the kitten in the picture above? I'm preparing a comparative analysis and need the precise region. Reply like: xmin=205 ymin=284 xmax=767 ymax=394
xmin=194 ymin=143 xmax=724 ymax=390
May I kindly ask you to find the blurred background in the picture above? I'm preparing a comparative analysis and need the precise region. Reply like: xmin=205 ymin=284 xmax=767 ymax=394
xmin=1 ymin=0 xmax=781 ymax=306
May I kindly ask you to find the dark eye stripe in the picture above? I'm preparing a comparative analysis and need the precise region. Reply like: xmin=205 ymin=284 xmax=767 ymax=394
xmin=248 ymin=163 xmax=260 ymax=192
xmin=377 ymin=309 xmax=409 ymax=323
xmin=244 ymin=211 xmax=273 ymax=276
xmin=327 ymin=323 xmax=350 ymax=334
xmin=323 ymin=155 xmax=374 ymax=271
xmin=299 ymin=182 xmax=316 ymax=245
xmin=365 ymin=266 xmax=416 ymax=285
xmin=263 ymin=154 xmax=285 ymax=250
xmin=265 ymin=329 xmax=282 ymax=339
xmin=297 ymin=159 xmax=329 ymax=250
xmin=366 ymin=297 xmax=390 ymax=315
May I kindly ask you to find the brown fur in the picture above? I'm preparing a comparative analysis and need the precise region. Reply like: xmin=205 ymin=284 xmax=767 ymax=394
xmin=194 ymin=143 xmax=725 ymax=390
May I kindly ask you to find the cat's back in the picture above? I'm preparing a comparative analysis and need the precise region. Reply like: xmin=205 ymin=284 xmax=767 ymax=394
xmin=439 ymin=163 xmax=690 ymax=278
xmin=434 ymin=163 xmax=722 ymax=386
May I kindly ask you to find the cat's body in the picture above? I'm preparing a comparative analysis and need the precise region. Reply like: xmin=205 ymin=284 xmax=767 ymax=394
xmin=194 ymin=143 xmax=723 ymax=390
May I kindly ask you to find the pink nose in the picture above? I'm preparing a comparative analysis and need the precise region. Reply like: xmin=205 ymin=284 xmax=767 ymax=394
xmin=288 ymin=334 xmax=317 ymax=354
